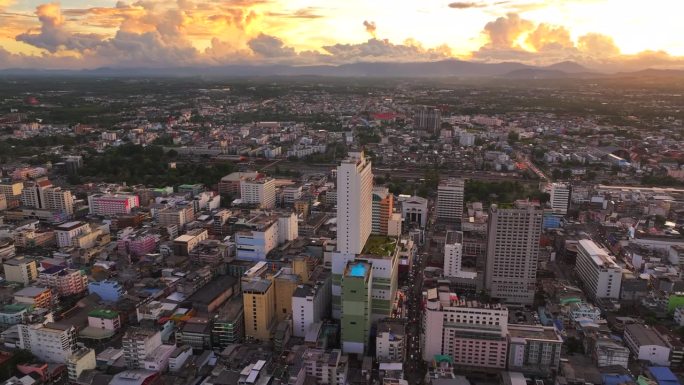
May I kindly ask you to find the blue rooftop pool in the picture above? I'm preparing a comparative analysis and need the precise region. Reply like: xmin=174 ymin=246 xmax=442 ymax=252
xmin=349 ymin=263 xmax=367 ymax=277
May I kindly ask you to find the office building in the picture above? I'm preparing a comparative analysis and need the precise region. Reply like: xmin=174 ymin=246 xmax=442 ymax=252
xmin=18 ymin=323 xmax=77 ymax=363
xmin=292 ymin=267 xmax=332 ymax=338
xmin=341 ymin=261 xmax=373 ymax=355
xmin=372 ymin=187 xmax=394 ymax=236
xmin=240 ymin=176 xmax=276 ymax=209
xmin=3 ymin=256 xmax=38 ymax=285
xmin=507 ymin=325 xmax=563 ymax=376
xmin=485 ymin=203 xmax=542 ymax=304
xmin=376 ymin=319 xmax=406 ymax=362
xmin=218 ymin=171 xmax=259 ymax=197
xmin=212 ymin=295 xmax=244 ymax=348
xmin=242 ymin=262 xmax=276 ymax=341
xmin=399 ymin=195 xmax=428 ymax=228
xmin=414 ymin=106 xmax=441 ymax=133
xmin=421 ymin=290 xmax=508 ymax=369
xmin=55 ymin=221 xmax=90 ymax=248
xmin=20 ymin=180 xmax=74 ymax=215
xmin=548 ymin=183 xmax=571 ymax=215
xmin=575 ymin=239 xmax=622 ymax=300
xmin=88 ymin=194 xmax=140 ymax=216
xmin=122 ymin=327 xmax=162 ymax=369
xmin=624 ymin=324 xmax=670 ymax=366
xmin=443 ymin=231 xmax=466 ymax=278
xmin=436 ymin=179 xmax=464 ymax=224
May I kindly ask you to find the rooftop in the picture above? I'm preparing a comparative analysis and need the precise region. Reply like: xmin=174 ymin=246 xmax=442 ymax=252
xmin=362 ymin=235 xmax=397 ymax=257
xmin=88 ymin=309 xmax=119 ymax=320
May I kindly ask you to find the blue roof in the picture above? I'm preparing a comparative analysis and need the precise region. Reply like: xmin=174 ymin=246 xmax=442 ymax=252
xmin=648 ymin=367 xmax=680 ymax=385
xmin=603 ymin=374 xmax=634 ymax=385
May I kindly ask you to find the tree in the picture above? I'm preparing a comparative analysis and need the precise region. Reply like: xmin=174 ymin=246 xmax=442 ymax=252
xmin=507 ymin=131 xmax=519 ymax=144
xmin=551 ymin=169 xmax=562 ymax=180
xmin=561 ymin=169 xmax=572 ymax=179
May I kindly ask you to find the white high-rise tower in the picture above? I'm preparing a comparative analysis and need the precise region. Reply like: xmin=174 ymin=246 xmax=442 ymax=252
xmin=331 ymin=151 xmax=373 ymax=319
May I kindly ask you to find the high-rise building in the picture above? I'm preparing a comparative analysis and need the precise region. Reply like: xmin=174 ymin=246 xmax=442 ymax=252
xmin=443 ymin=231 xmax=465 ymax=278
xmin=273 ymin=267 xmax=301 ymax=322
xmin=436 ymin=179 xmax=465 ymax=224
xmin=242 ymin=262 xmax=276 ymax=342
xmin=548 ymin=183 xmax=571 ymax=215
xmin=485 ymin=202 xmax=542 ymax=304
xmin=240 ymin=176 xmax=276 ymax=209
xmin=218 ymin=171 xmax=259 ymax=198
xmin=3 ymin=256 xmax=38 ymax=285
xmin=575 ymin=239 xmax=622 ymax=300
xmin=421 ymin=290 xmax=508 ymax=369
xmin=336 ymin=151 xmax=373 ymax=255
xmin=292 ymin=266 xmax=332 ymax=338
xmin=341 ymin=260 xmax=373 ymax=355
xmin=88 ymin=194 xmax=140 ymax=216
xmin=414 ymin=106 xmax=441 ymax=133
xmin=18 ymin=322 xmax=77 ymax=363
xmin=372 ymin=187 xmax=394 ymax=236
xmin=20 ymin=179 xmax=74 ymax=215
xmin=44 ymin=187 xmax=74 ymax=215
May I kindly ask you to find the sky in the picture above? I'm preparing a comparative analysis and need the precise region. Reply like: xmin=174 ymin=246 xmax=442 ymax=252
xmin=0 ymin=0 xmax=683 ymax=70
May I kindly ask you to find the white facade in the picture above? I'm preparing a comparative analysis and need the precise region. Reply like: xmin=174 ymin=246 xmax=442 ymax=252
xmin=235 ymin=221 xmax=279 ymax=261
xmin=436 ymin=179 xmax=464 ymax=223
xmin=485 ymin=204 xmax=542 ymax=304
xmin=18 ymin=323 xmax=77 ymax=363
xmin=240 ymin=177 xmax=276 ymax=209
xmin=277 ymin=213 xmax=298 ymax=244
xmin=575 ymin=239 xmax=622 ymax=299
xmin=549 ymin=183 xmax=571 ymax=215
xmin=292 ymin=282 xmax=331 ymax=338
xmin=595 ymin=339 xmax=630 ymax=369
xmin=88 ymin=194 xmax=139 ymax=216
xmin=624 ymin=324 xmax=670 ymax=366
xmin=123 ymin=328 xmax=163 ymax=369
xmin=55 ymin=221 xmax=90 ymax=248
xmin=303 ymin=349 xmax=349 ymax=385
xmin=376 ymin=329 xmax=405 ymax=362
xmin=421 ymin=292 xmax=508 ymax=368
xmin=67 ymin=348 xmax=96 ymax=381
xmin=443 ymin=231 xmax=464 ymax=278
xmin=399 ymin=196 xmax=428 ymax=228
xmin=282 ymin=185 xmax=303 ymax=205
xmin=336 ymin=151 xmax=373 ymax=255
xmin=674 ymin=307 xmax=684 ymax=326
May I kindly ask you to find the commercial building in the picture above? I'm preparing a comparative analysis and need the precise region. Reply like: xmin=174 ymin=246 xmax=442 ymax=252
xmin=18 ymin=323 xmax=77 ymax=363
xmin=172 ymin=228 xmax=209 ymax=256
xmin=235 ymin=216 xmax=279 ymax=261
xmin=88 ymin=194 xmax=140 ymax=216
xmin=273 ymin=267 xmax=301 ymax=322
xmin=122 ymin=327 xmax=163 ymax=369
xmin=67 ymin=347 xmax=96 ymax=381
xmin=303 ymin=349 xmax=349 ymax=385
xmin=443 ymin=231 xmax=470 ymax=278
xmin=282 ymin=185 xmax=303 ymax=206
xmin=242 ymin=263 xmax=276 ymax=342
xmin=548 ymin=183 xmax=571 ymax=215
xmin=376 ymin=319 xmax=406 ymax=362
xmin=624 ymin=324 xmax=670 ymax=366
xmin=0 ymin=181 xmax=23 ymax=198
xmin=3 ymin=256 xmax=38 ymax=285
xmin=240 ymin=176 xmax=276 ymax=209
xmin=399 ymin=195 xmax=428 ymax=228
xmin=436 ymin=179 xmax=464 ymax=224
xmin=218 ymin=171 xmax=259 ymax=197
xmin=341 ymin=260 xmax=373 ymax=355
xmin=55 ymin=221 xmax=90 ymax=248
xmin=38 ymin=266 xmax=89 ymax=297
xmin=21 ymin=180 xmax=74 ymax=215
xmin=372 ymin=187 xmax=394 ymax=236
xmin=485 ymin=203 xmax=543 ymax=304
xmin=292 ymin=267 xmax=332 ymax=338
xmin=507 ymin=325 xmax=563 ymax=376
xmin=158 ymin=205 xmax=194 ymax=229
xmin=14 ymin=286 xmax=52 ymax=308
xmin=593 ymin=338 xmax=630 ymax=369
xmin=421 ymin=289 xmax=508 ymax=369
xmin=575 ymin=239 xmax=622 ymax=300
xmin=212 ymin=295 xmax=244 ymax=349
xmin=87 ymin=309 xmax=121 ymax=331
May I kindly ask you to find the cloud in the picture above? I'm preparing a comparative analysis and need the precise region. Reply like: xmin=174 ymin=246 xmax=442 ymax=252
xmin=525 ymin=23 xmax=573 ymax=51
xmin=482 ymin=12 xmax=534 ymax=49
xmin=363 ymin=20 xmax=377 ymax=38
xmin=248 ymin=33 xmax=296 ymax=58
xmin=577 ymin=33 xmax=620 ymax=57
xmin=322 ymin=38 xmax=452 ymax=63
xmin=448 ymin=2 xmax=487 ymax=9
xmin=16 ymin=3 xmax=105 ymax=53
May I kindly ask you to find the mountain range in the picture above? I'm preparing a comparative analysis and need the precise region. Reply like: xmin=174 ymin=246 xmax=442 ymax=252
xmin=1 ymin=60 xmax=684 ymax=79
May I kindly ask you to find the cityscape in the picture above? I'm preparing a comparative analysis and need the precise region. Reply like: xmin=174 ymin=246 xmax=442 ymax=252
xmin=0 ymin=1 xmax=684 ymax=385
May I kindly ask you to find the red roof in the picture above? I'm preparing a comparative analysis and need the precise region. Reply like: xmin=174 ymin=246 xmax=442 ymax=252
xmin=372 ymin=112 xmax=397 ymax=120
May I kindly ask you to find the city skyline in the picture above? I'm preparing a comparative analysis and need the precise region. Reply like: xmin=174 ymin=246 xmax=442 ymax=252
xmin=0 ymin=0 xmax=683 ymax=71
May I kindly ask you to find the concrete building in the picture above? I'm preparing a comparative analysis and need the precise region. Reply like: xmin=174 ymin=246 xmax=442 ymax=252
xmin=436 ymin=179 xmax=464 ymax=224
xmin=212 ymin=295 xmax=244 ymax=348
xmin=168 ymin=346 xmax=192 ymax=373
xmin=88 ymin=280 xmax=125 ymax=302
xmin=242 ymin=263 xmax=276 ymax=342
xmin=240 ymin=176 xmax=276 ymax=209
xmin=88 ymin=194 xmax=140 ymax=216
xmin=14 ymin=286 xmax=52 ymax=308
xmin=399 ymin=195 xmax=428 ymax=228
xmin=87 ymin=309 xmax=121 ymax=331
xmin=3 ymin=256 xmax=38 ymax=285
xmin=158 ymin=205 xmax=193 ymax=229
xmin=593 ymin=338 xmax=630 ymax=369
xmin=292 ymin=267 xmax=332 ymax=338
xmin=0 ymin=181 xmax=23 ymax=198
xmin=341 ymin=261 xmax=373 ymax=355
xmin=273 ymin=267 xmax=301 ymax=322
xmin=303 ymin=348 xmax=349 ymax=385
xmin=372 ymin=187 xmax=394 ymax=236
xmin=122 ymin=327 xmax=162 ymax=369
xmin=55 ymin=221 xmax=90 ymax=248
xmin=414 ymin=106 xmax=441 ymax=133
xmin=548 ymin=183 xmax=571 ymax=215
xmin=234 ymin=216 xmax=279 ymax=261
xmin=67 ymin=347 xmax=96 ymax=381
xmin=173 ymin=228 xmax=209 ymax=256
xmin=485 ymin=203 xmax=542 ymax=304
xmin=421 ymin=289 xmax=508 ymax=369
xmin=624 ymin=324 xmax=670 ymax=366
xmin=376 ymin=319 xmax=406 ymax=362
xmin=218 ymin=171 xmax=258 ymax=198
xmin=38 ymin=266 xmax=88 ymax=297
xmin=18 ymin=323 xmax=77 ymax=363
xmin=507 ymin=325 xmax=563 ymax=376
xmin=21 ymin=180 xmax=74 ymax=215
xmin=575 ymin=239 xmax=622 ymax=300
xmin=443 ymin=231 xmax=471 ymax=278
xmin=282 ymin=185 xmax=303 ymax=206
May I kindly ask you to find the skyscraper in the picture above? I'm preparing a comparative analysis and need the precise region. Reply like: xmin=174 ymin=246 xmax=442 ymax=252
xmin=443 ymin=231 xmax=464 ymax=278
xmin=372 ymin=187 xmax=394 ymax=236
xmin=341 ymin=260 xmax=373 ymax=354
xmin=484 ymin=202 xmax=543 ymax=304
xmin=414 ymin=106 xmax=441 ymax=133
xmin=436 ymin=178 xmax=465 ymax=224
xmin=336 ymin=151 xmax=373 ymax=255
xmin=548 ymin=182 xmax=571 ymax=215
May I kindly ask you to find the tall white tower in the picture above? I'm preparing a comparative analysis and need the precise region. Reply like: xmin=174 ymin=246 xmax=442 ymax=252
xmin=548 ymin=182 xmax=571 ymax=215
xmin=436 ymin=178 xmax=465 ymax=223
xmin=443 ymin=231 xmax=464 ymax=278
xmin=336 ymin=151 xmax=373 ymax=254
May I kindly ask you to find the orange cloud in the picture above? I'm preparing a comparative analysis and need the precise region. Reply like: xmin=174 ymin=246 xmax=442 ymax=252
xmin=525 ymin=23 xmax=573 ymax=51
xmin=577 ymin=33 xmax=620 ymax=57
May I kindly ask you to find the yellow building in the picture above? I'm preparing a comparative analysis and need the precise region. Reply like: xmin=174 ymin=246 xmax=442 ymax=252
xmin=3 ymin=256 xmax=38 ymax=285
xmin=273 ymin=267 xmax=301 ymax=322
xmin=0 ymin=182 xmax=23 ymax=198
xmin=242 ymin=276 xmax=276 ymax=341
xmin=292 ymin=256 xmax=310 ymax=282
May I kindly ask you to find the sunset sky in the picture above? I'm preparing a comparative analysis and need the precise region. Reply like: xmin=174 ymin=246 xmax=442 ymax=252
xmin=0 ymin=0 xmax=683 ymax=70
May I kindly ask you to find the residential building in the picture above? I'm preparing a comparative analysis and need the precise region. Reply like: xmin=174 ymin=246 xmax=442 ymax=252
xmin=436 ymin=179 xmax=464 ymax=223
xmin=421 ymin=290 xmax=508 ymax=369
xmin=242 ymin=263 xmax=276 ymax=342
xmin=336 ymin=151 xmax=373 ymax=255
xmin=0 ymin=304 xmax=29 ymax=326
xmin=282 ymin=185 xmax=303 ymax=206
xmin=341 ymin=261 xmax=373 ymax=355
xmin=414 ymin=106 xmax=441 ymax=133
xmin=38 ymin=266 xmax=89 ymax=297
xmin=507 ymin=325 xmax=563 ymax=376
xmin=485 ymin=203 xmax=543 ymax=304
xmin=218 ymin=171 xmax=259 ymax=197
xmin=88 ymin=280 xmax=125 ymax=302
xmin=212 ymin=295 xmax=244 ymax=349
xmin=21 ymin=180 xmax=74 ymax=215
xmin=372 ymin=187 xmax=394 ymax=236
xmin=0 ymin=181 xmax=23 ymax=198
xmin=158 ymin=205 xmax=193 ymax=229
xmin=14 ymin=286 xmax=52 ymax=308
xmin=18 ymin=323 xmax=77 ymax=363
xmin=67 ymin=347 xmax=96 ymax=381
xmin=88 ymin=194 xmax=140 ymax=216
xmin=122 ymin=327 xmax=163 ymax=369
xmin=240 ymin=176 xmax=276 ymax=209
xmin=624 ymin=324 xmax=670 ymax=366
xmin=3 ymin=256 xmax=38 ymax=285
xmin=443 ymin=231 xmax=469 ymax=278
xmin=376 ymin=319 xmax=406 ymax=362
xmin=303 ymin=348 xmax=349 ymax=385
xmin=593 ymin=338 xmax=630 ymax=369
xmin=575 ymin=239 xmax=622 ymax=300
xmin=548 ymin=183 xmax=571 ymax=215
xmin=292 ymin=267 xmax=332 ymax=338
xmin=55 ymin=221 xmax=90 ymax=248
xmin=168 ymin=346 xmax=192 ymax=373
xmin=176 ymin=318 xmax=212 ymax=350
xmin=87 ymin=309 xmax=121 ymax=331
